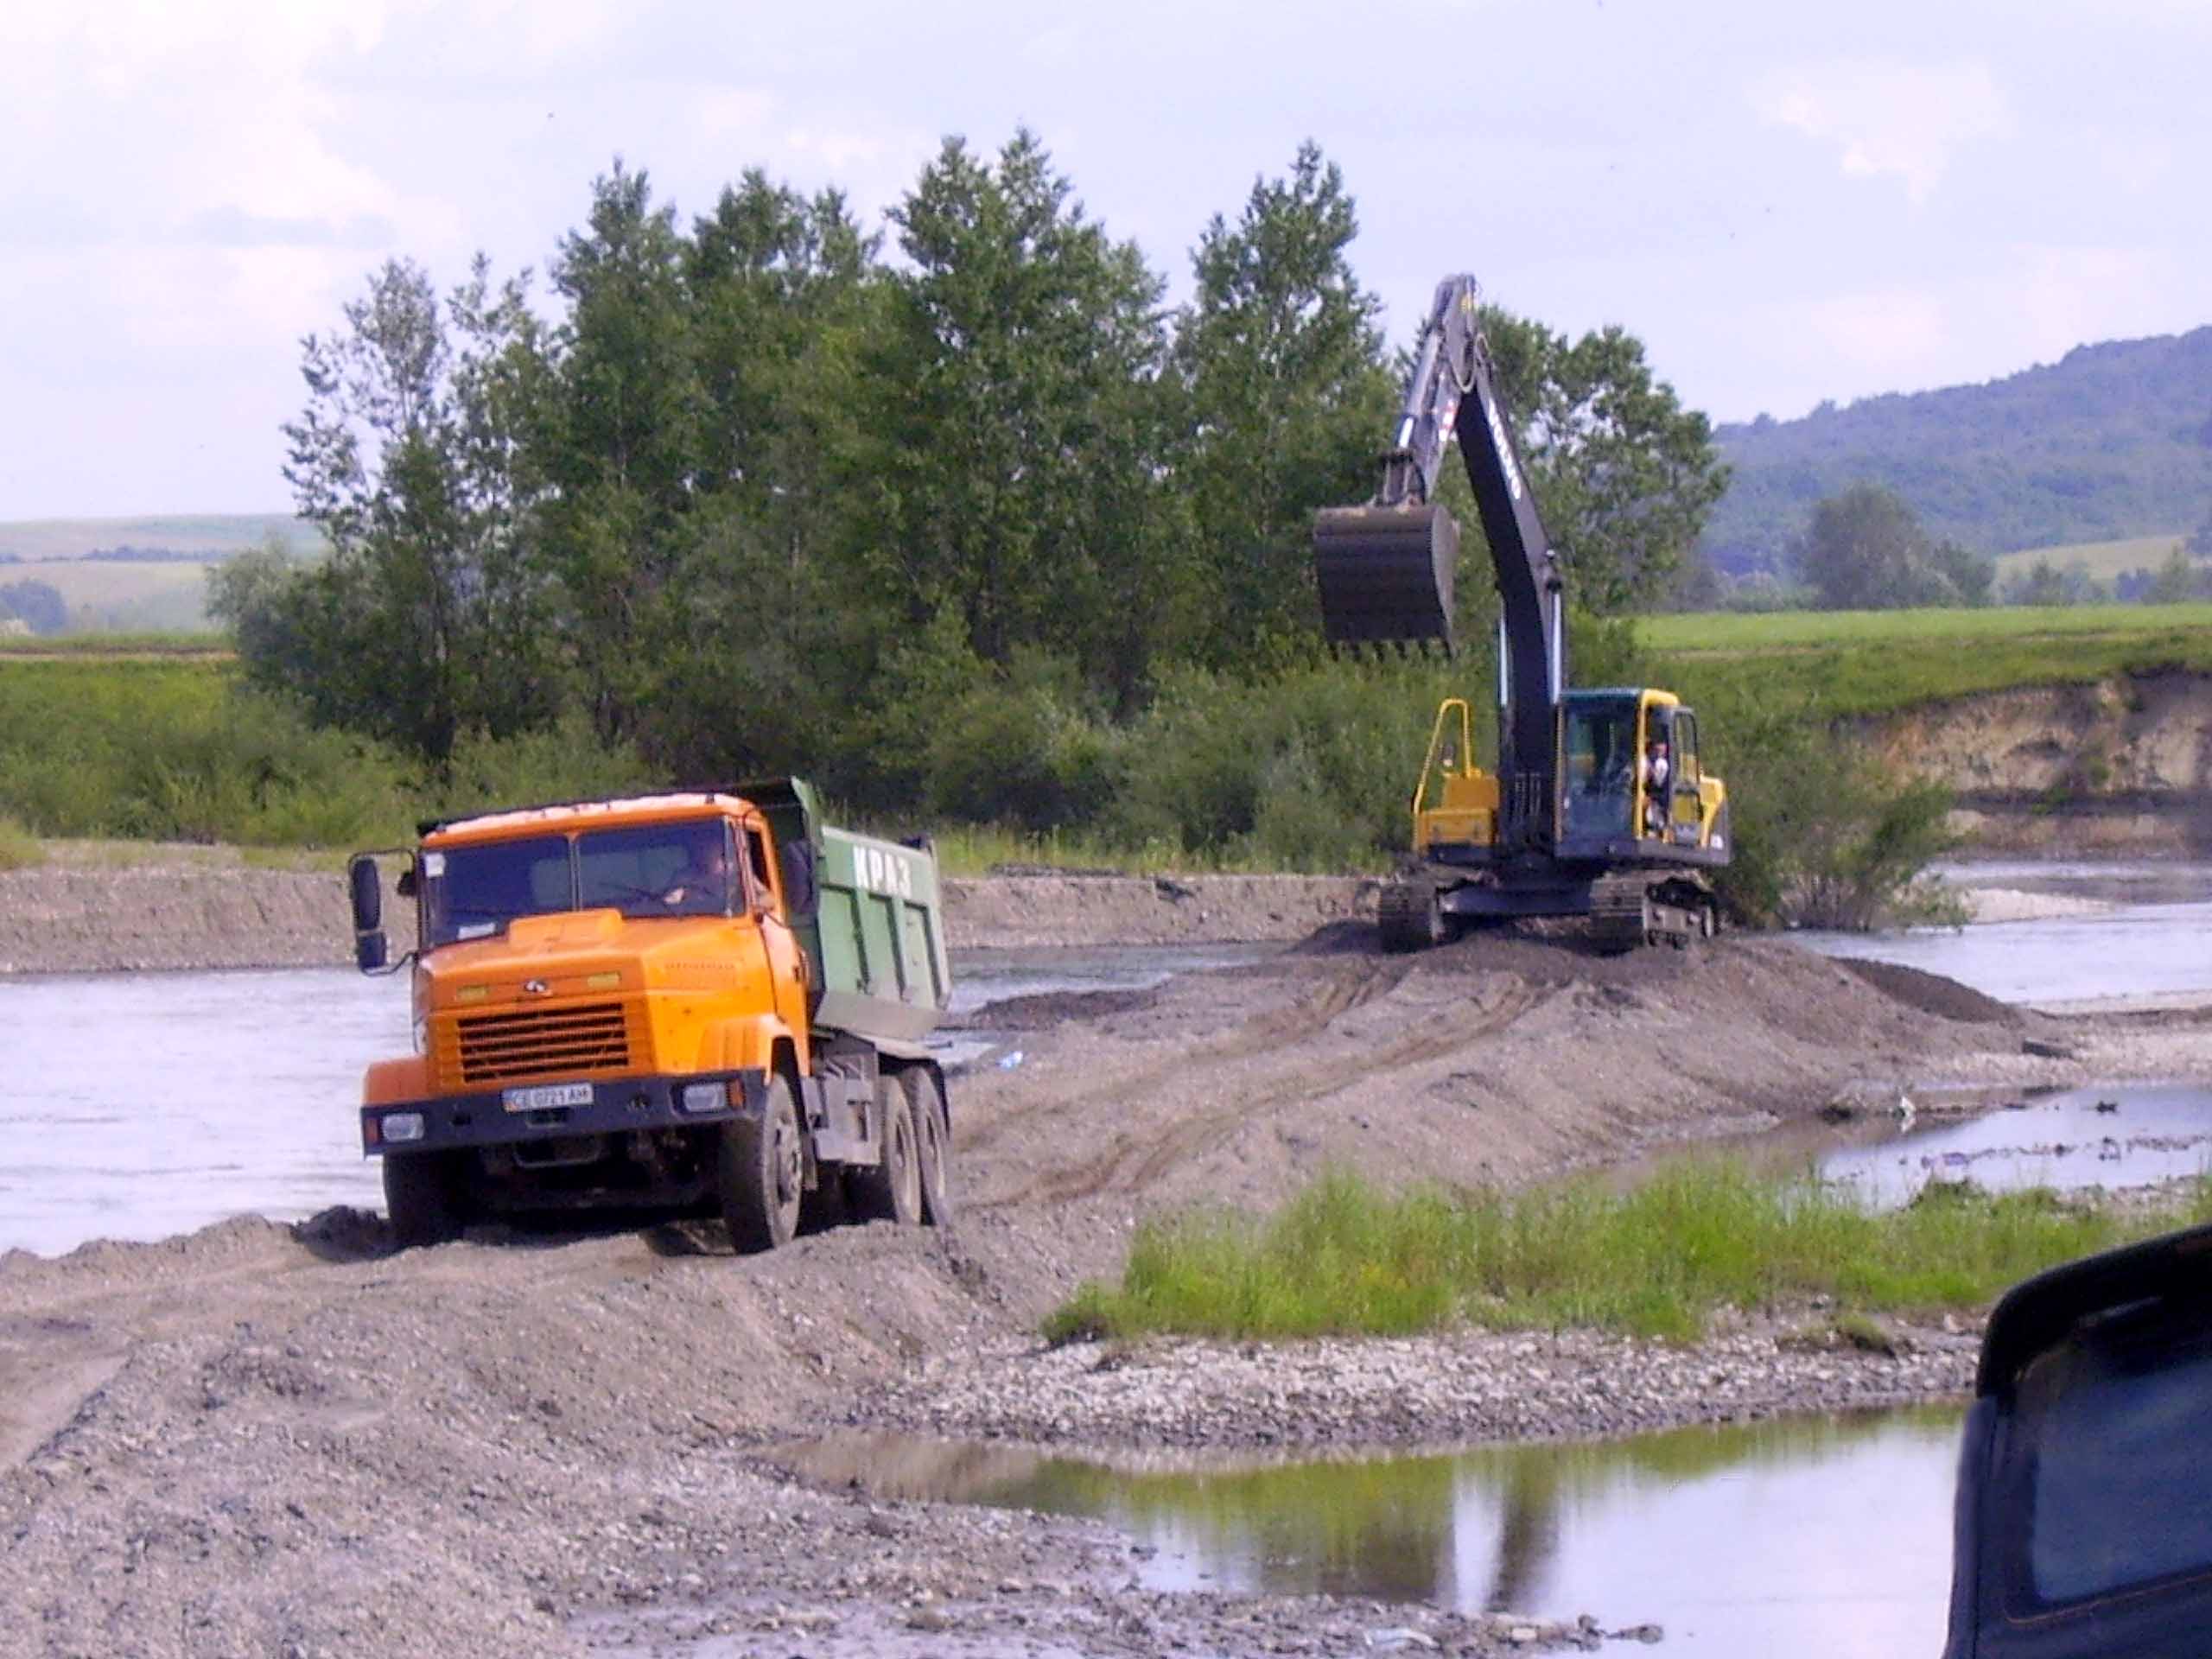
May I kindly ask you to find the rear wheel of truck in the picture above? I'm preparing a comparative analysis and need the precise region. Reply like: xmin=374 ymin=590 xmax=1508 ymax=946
xmin=902 ymin=1068 xmax=953 ymax=1227
xmin=851 ymin=1074 xmax=922 ymax=1225
xmin=719 ymin=1072 xmax=804 ymax=1252
xmin=384 ymin=1150 xmax=467 ymax=1248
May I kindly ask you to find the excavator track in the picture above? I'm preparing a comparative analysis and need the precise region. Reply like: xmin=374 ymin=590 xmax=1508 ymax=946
xmin=1377 ymin=876 xmax=1446 ymax=952
xmin=1587 ymin=874 xmax=1651 ymax=952
xmin=1588 ymin=874 xmax=1711 ymax=952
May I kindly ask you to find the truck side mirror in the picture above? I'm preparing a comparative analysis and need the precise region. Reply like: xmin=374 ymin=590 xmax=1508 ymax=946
xmin=349 ymin=854 xmax=388 ymax=973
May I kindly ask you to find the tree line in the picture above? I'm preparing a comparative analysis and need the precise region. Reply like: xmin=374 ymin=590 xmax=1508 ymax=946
xmin=215 ymin=134 xmax=1725 ymax=825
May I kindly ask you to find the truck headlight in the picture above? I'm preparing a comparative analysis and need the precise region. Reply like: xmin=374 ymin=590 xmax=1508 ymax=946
xmin=382 ymin=1111 xmax=426 ymax=1143
xmin=679 ymin=1083 xmax=724 ymax=1115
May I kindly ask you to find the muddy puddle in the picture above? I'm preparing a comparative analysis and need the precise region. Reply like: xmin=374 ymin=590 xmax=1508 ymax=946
xmin=778 ymin=1408 xmax=1964 ymax=1656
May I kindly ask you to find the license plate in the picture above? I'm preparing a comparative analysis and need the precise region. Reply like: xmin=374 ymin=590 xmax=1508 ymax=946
xmin=503 ymin=1081 xmax=594 ymax=1113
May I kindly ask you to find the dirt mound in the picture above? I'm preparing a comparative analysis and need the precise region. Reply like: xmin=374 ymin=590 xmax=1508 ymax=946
xmin=954 ymin=985 xmax=1163 ymax=1029
xmin=1839 ymin=957 xmax=2018 ymax=1025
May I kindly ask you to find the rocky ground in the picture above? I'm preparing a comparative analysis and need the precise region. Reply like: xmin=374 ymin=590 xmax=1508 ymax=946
xmin=4 ymin=852 xmax=2211 ymax=1656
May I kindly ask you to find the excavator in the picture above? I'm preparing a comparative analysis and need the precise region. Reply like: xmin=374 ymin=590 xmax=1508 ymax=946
xmin=1313 ymin=275 xmax=1731 ymax=951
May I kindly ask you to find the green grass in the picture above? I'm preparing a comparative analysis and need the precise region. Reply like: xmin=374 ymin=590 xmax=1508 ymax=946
xmin=1993 ymin=535 xmax=2186 ymax=584
xmin=1640 ymin=604 xmax=2212 ymax=719
xmin=916 ymin=822 xmax=1387 ymax=880
xmin=0 ymin=814 xmax=45 ymax=870
xmin=1046 ymin=1166 xmax=2212 ymax=1346
xmin=0 ymin=632 xmax=233 ymax=658
xmin=1643 ymin=601 xmax=2212 ymax=654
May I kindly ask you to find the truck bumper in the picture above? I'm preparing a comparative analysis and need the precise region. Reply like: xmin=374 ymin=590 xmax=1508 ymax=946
xmin=361 ymin=1069 xmax=770 ymax=1158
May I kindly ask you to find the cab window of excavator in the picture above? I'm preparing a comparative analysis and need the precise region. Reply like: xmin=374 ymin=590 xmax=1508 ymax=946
xmin=1563 ymin=704 xmax=1636 ymax=836
xmin=1672 ymin=714 xmax=1700 ymax=787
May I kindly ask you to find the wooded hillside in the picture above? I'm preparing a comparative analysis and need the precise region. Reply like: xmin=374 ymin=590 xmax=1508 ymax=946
xmin=1703 ymin=327 xmax=2212 ymax=576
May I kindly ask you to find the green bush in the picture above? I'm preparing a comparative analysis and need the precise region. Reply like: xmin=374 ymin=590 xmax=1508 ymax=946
xmin=0 ymin=814 xmax=44 ymax=870
xmin=921 ymin=651 xmax=1125 ymax=834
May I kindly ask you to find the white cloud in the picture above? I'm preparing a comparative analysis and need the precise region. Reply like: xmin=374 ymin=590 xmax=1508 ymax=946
xmin=2017 ymin=245 xmax=2180 ymax=358
xmin=1797 ymin=289 xmax=1952 ymax=385
xmin=1751 ymin=59 xmax=2010 ymax=204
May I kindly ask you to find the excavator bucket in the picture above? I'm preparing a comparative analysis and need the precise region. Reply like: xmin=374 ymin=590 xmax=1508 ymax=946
xmin=1313 ymin=504 xmax=1459 ymax=654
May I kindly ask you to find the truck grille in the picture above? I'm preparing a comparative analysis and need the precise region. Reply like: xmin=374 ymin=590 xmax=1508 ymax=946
xmin=449 ymin=1001 xmax=635 ymax=1086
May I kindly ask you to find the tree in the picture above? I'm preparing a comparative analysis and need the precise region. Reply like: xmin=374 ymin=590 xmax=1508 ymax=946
xmin=243 ymin=257 xmax=559 ymax=765
xmin=858 ymin=131 xmax=1182 ymax=706
xmin=1930 ymin=538 xmax=1995 ymax=607
xmin=1474 ymin=308 xmax=1730 ymax=614
xmin=1173 ymin=141 xmax=1395 ymax=668
xmin=0 ymin=579 xmax=67 ymax=634
xmin=2190 ymin=506 xmax=2212 ymax=560
xmin=2144 ymin=545 xmax=2210 ymax=604
xmin=1796 ymin=483 xmax=1980 ymax=610
xmin=533 ymin=163 xmax=707 ymax=744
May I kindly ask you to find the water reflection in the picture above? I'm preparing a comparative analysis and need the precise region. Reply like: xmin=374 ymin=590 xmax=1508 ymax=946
xmin=782 ymin=1408 xmax=1962 ymax=1654
xmin=1821 ymin=1083 xmax=2212 ymax=1206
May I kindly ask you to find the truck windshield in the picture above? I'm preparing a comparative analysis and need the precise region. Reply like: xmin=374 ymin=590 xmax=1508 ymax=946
xmin=421 ymin=820 xmax=737 ymax=946
xmin=1562 ymin=701 xmax=1637 ymax=837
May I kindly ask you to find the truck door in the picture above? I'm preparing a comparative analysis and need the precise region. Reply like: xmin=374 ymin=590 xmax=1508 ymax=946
xmin=744 ymin=819 xmax=810 ymax=1023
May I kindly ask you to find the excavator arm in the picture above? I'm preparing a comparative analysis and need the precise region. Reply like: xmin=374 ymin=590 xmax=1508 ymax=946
xmin=1314 ymin=275 xmax=1566 ymax=851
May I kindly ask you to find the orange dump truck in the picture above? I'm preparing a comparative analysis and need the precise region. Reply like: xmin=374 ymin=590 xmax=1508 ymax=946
xmin=346 ymin=778 xmax=952 ymax=1250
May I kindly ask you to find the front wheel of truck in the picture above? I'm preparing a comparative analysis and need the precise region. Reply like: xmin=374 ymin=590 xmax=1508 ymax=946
xmin=719 ymin=1072 xmax=804 ymax=1252
xmin=384 ymin=1150 xmax=467 ymax=1248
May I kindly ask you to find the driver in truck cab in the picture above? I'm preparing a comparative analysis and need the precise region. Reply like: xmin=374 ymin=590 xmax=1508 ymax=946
xmin=659 ymin=829 xmax=734 ymax=912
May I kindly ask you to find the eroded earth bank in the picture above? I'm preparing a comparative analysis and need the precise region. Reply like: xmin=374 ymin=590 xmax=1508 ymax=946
xmin=6 ymin=915 xmax=2212 ymax=1656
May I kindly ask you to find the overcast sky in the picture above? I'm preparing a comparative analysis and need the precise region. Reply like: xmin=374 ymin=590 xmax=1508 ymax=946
xmin=3 ymin=0 xmax=2204 ymax=519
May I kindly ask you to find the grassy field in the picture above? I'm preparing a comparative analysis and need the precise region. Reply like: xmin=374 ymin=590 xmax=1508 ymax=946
xmin=1993 ymin=534 xmax=2186 ymax=584
xmin=0 ymin=514 xmax=320 ymax=562
xmin=0 ymin=559 xmax=220 ymax=631
xmin=1047 ymin=1166 xmax=2212 ymax=1344
xmin=0 ymin=632 xmax=233 ymax=658
xmin=1641 ymin=602 xmax=2212 ymax=717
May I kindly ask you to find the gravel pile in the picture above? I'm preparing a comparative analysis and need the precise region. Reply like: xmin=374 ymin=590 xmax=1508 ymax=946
xmin=850 ymin=1316 xmax=1980 ymax=1454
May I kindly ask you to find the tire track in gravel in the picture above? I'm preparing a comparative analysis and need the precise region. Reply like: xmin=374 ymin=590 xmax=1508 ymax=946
xmin=989 ymin=975 xmax=1552 ymax=1209
xmin=957 ymin=958 xmax=1408 ymax=1164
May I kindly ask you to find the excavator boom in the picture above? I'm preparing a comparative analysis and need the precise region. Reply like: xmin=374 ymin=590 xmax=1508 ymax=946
xmin=1316 ymin=274 xmax=1565 ymax=855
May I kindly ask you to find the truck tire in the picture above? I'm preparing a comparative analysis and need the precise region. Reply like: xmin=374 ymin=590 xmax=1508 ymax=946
xmin=902 ymin=1068 xmax=953 ymax=1227
xmin=850 ymin=1073 xmax=922 ymax=1225
xmin=719 ymin=1071 xmax=804 ymax=1252
xmin=384 ymin=1150 xmax=467 ymax=1248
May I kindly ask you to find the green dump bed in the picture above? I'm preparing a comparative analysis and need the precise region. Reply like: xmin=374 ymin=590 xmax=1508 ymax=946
xmin=737 ymin=777 xmax=951 ymax=1046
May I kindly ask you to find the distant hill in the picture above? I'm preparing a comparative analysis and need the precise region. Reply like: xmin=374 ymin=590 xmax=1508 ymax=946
xmin=0 ymin=513 xmax=323 ymax=564
xmin=0 ymin=514 xmax=326 ymax=633
xmin=1701 ymin=327 xmax=2212 ymax=579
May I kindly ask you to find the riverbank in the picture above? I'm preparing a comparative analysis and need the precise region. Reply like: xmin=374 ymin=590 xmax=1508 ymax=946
xmin=0 ymin=838 xmax=2142 ymax=975
xmin=9 ymin=911 xmax=2212 ymax=1655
